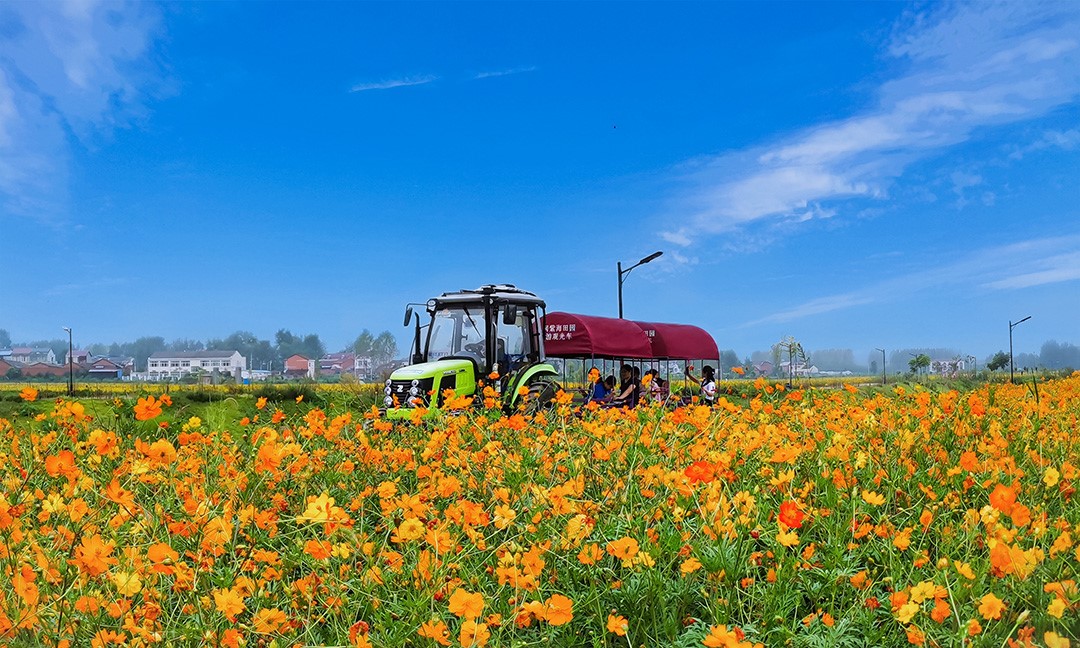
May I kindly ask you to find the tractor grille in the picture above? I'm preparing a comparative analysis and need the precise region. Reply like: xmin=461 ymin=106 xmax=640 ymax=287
xmin=388 ymin=378 xmax=434 ymax=407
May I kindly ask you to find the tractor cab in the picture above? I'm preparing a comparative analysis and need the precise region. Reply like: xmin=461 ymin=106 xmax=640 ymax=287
xmin=383 ymin=285 xmax=558 ymax=418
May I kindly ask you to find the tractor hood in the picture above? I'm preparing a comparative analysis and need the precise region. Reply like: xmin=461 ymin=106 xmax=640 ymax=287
xmin=389 ymin=358 xmax=475 ymax=381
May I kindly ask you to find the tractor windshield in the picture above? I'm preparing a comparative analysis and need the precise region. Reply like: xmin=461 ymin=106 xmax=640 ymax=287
xmin=427 ymin=306 xmax=488 ymax=363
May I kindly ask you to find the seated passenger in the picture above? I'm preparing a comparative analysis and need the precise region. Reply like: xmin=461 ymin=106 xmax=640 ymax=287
xmin=609 ymin=364 xmax=640 ymax=408
xmin=590 ymin=375 xmax=616 ymax=403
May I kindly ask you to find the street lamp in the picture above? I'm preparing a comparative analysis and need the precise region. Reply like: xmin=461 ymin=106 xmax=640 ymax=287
xmin=62 ymin=327 xmax=73 ymax=396
xmin=874 ymin=348 xmax=886 ymax=385
xmin=617 ymin=251 xmax=663 ymax=319
xmin=1009 ymin=315 xmax=1031 ymax=383
xmin=966 ymin=354 xmax=977 ymax=377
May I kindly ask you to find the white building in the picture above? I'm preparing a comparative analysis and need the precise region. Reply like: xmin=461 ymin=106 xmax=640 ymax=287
xmin=146 ymin=350 xmax=246 ymax=380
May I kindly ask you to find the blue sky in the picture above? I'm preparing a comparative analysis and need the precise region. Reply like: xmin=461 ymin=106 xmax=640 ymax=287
xmin=2 ymin=1 xmax=1078 ymax=364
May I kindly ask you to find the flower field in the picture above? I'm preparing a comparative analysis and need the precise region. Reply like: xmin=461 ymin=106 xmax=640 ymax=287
xmin=1 ymin=376 xmax=1078 ymax=647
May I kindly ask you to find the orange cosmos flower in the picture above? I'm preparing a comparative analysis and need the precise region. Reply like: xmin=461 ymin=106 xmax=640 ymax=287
xmin=779 ymin=501 xmax=805 ymax=529
xmin=449 ymin=588 xmax=485 ymax=619
xmin=19 ymin=387 xmax=37 ymax=402
xmin=606 ymin=537 xmax=639 ymax=562
xmin=978 ymin=593 xmax=1005 ymax=620
xmin=252 ymin=608 xmax=289 ymax=634
xmin=256 ymin=396 xmax=268 ymax=410
xmin=213 ymin=586 xmax=246 ymax=621
xmin=418 ymin=619 xmax=451 ymax=646
xmin=684 ymin=460 xmax=716 ymax=485
xmin=732 ymin=366 xmax=746 ymax=375
xmin=607 ymin=613 xmax=628 ymax=636
xmin=145 ymin=439 xmax=177 ymax=465
xmin=147 ymin=542 xmax=179 ymax=575
xmin=458 ymin=620 xmax=489 ymax=647
xmin=133 ymin=395 xmax=162 ymax=421
xmin=304 ymin=539 xmax=333 ymax=560
xmin=73 ymin=534 xmax=117 ymax=577
xmin=988 ymin=483 xmax=1016 ymax=515
xmin=702 ymin=624 xmax=750 ymax=647
xmin=90 ymin=630 xmax=127 ymax=647
xmin=45 ymin=450 xmax=78 ymax=479
xmin=543 ymin=594 xmax=573 ymax=625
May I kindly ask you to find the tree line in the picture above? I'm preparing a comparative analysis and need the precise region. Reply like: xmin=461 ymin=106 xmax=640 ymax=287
xmin=0 ymin=327 xmax=398 ymax=373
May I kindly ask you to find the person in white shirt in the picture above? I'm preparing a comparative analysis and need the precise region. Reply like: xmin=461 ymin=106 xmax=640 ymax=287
xmin=685 ymin=364 xmax=717 ymax=404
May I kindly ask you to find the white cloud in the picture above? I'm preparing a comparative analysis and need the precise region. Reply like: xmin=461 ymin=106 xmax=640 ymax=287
xmin=473 ymin=66 xmax=537 ymax=80
xmin=982 ymin=251 xmax=1080 ymax=290
xmin=741 ymin=234 xmax=1080 ymax=326
xmin=663 ymin=2 xmax=1080 ymax=246
xmin=0 ymin=1 xmax=163 ymax=222
xmin=350 ymin=74 xmax=439 ymax=93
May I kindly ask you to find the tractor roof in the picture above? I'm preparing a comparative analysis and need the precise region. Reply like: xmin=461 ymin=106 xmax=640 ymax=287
xmin=432 ymin=284 xmax=546 ymax=308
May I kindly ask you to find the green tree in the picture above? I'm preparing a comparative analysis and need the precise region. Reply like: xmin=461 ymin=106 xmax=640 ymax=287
xmin=986 ymin=351 xmax=1010 ymax=372
xmin=371 ymin=331 xmax=399 ymax=364
xmin=771 ymin=336 xmax=805 ymax=384
xmin=720 ymin=349 xmax=740 ymax=374
xmin=128 ymin=336 xmax=167 ymax=372
xmin=0 ymin=328 xmax=11 ymax=348
xmin=908 ymin=353 xmax=931 ymax=375
xmin=352 ymin=330 xmax=375 ymax=357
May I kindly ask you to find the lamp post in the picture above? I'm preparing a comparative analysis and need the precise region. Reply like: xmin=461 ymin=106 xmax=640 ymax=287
xmin=617 ymin=251 xmax=663 ymax=319
xmin=1009 ymin=315 xmax=1031 ymax=383
xmin=62 ymin=327 xmax=73 ymax=396
xmin=875 ymin=348 xmax=886 ymax=385
xmin=966 ymin=354 xmax=976 ymax=377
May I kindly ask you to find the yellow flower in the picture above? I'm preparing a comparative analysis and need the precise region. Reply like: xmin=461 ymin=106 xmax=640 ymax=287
xmin=1044 ymin=632 xmax=1071 ymax=648
xmin=111 ymin=570 xmax=142 ymax=597
xmin=861 ymin=490 xmax=886 ymax=506
xmin=1047 ymin=596 xmax=1066 ymax=619
xmin=895 ymin=601 xmax=920 ymax=624
xmin=1044 ymin=466 xmax=1060 ymax=488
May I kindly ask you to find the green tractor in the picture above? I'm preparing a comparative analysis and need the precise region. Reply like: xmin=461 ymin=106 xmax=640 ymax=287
xmin=382 ymin=285 xmax=560 ymax=419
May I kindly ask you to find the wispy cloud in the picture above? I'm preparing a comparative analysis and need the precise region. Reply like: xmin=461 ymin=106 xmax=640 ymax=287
xmin=663 ymin=3 xmax=1080 ymax=246
xmin=743 ymin=234 xmax=1080 ymax=326
xmin=350 ymin=74 xmax=439 ymax=93
xmin=0 ymin=1 xmax=165 ymax=222
xmin=1008 ymin=129 xmax=1080 ymax=159
xmin=472 ymin=65 xmax=537 ymax=80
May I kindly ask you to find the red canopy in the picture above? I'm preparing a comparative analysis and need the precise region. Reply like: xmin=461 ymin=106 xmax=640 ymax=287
xmin=633 ymin=321 xmax=719 ymax=361
xmin=543 ymin=312 xmax=654 ymax=359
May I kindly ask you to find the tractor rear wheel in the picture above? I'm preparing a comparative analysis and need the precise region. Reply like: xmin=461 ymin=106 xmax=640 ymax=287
xmin=525 ymin=377 xmax=560 ymax=414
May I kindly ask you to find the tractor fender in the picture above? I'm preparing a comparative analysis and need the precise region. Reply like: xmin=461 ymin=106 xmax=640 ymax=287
xmin=503 ymin=363 xmax=559 ymax=409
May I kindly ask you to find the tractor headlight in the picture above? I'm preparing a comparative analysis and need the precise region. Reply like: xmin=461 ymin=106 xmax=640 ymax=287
xmin=409 ymin=386 xmax=420 ymax=397
xmin=384 ymin=386 xmax=391 ymax=395
xmin=385 ymin=379 xmax=392 ymax=387
xmin=384 ymin=396 xmax=393 ymax=407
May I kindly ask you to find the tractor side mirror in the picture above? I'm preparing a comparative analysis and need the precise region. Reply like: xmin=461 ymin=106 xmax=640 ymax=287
xmin=403 ymin=306 xmax=414 ymax=327
xmin=502 ymin=305 xmax=518 ymax=326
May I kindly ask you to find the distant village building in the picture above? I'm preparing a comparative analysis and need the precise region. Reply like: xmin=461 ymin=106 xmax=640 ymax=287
xmin=87 ymin=356 xmax=134 ymax=379
xmin=67 ymin=349 xmax=92 ymax=365
xmin=146 ymin=350 xmax=245 ymax=380
xmin=284 ymin=354 xmax=316 ymax=379
xmin=930 ymin=358 xmax=966 ymax=377
xmin=319 ymin=352 xmax=355 ymax=376
xmin=9 ymin=347 xmax=56 ymax=365
xmin=318 ymin=352 xmax=375 ymax=380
